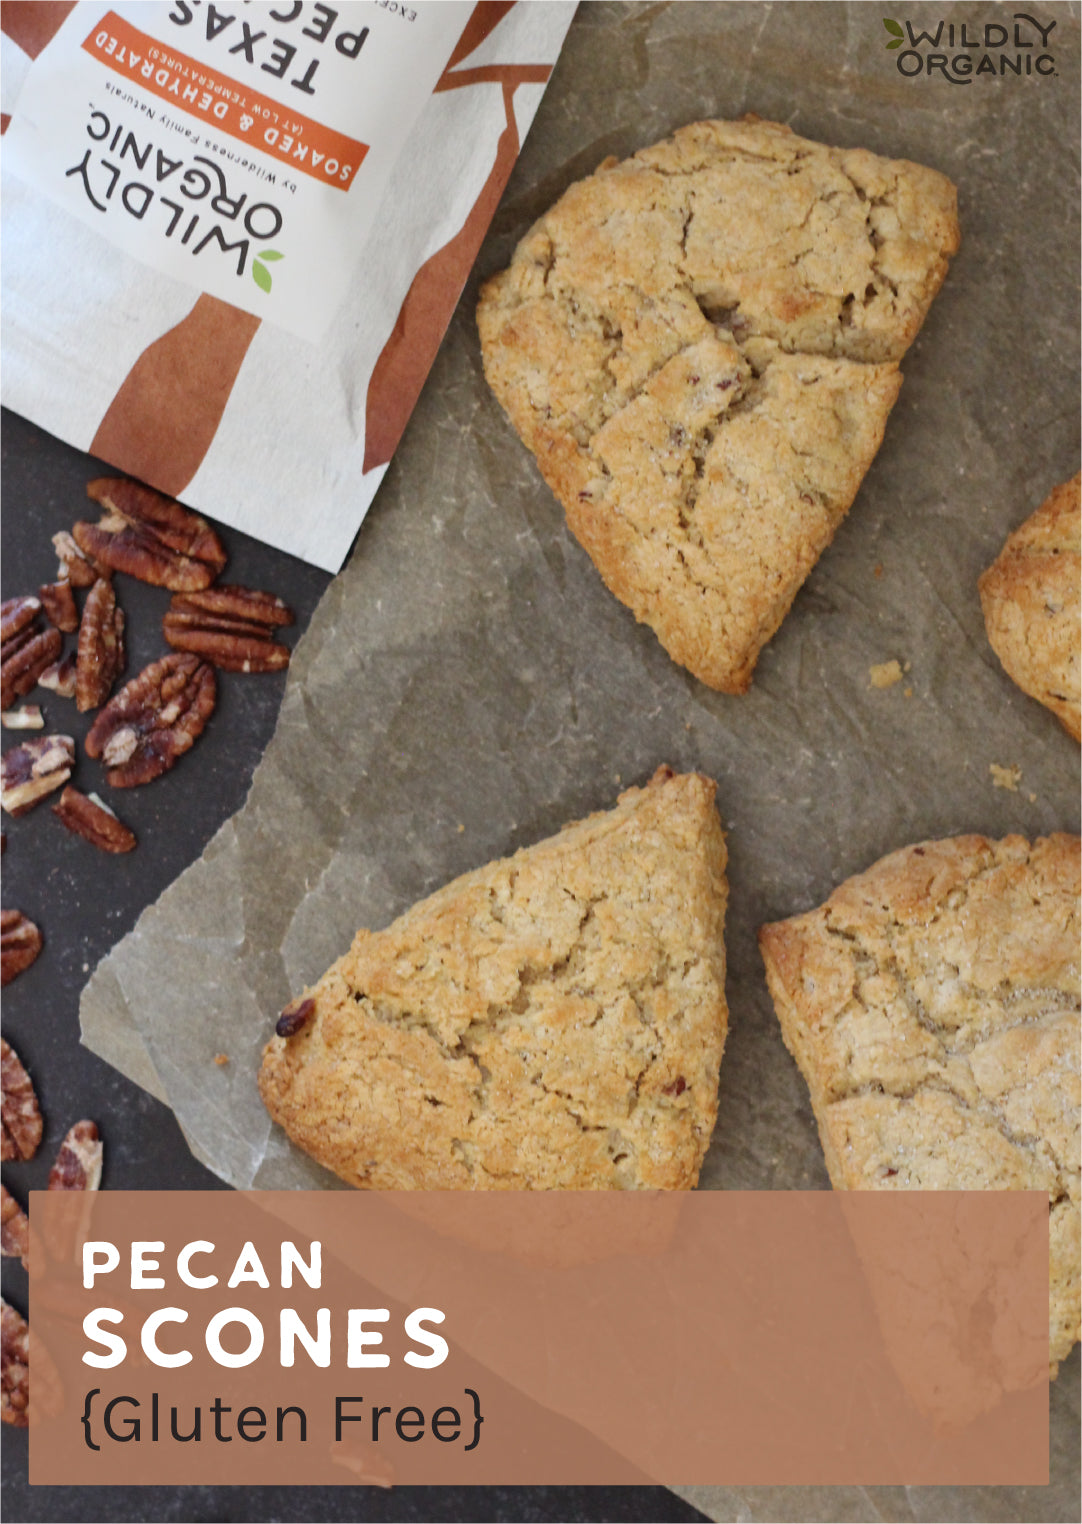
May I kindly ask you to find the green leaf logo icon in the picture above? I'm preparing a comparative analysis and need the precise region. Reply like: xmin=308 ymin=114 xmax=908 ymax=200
xmin=252 ymin=251 xmax=283 ymax=293
xmin=883 ymin=17 xmax=904 ymax=47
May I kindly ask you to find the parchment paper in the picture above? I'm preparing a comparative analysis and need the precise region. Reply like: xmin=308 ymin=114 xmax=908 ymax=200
xmin=79 ymin=3 xmax=1080 ymax=1518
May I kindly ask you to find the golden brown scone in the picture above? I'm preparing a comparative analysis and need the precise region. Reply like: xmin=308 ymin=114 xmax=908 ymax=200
xmin=261 ymin=768 xmax=728 ymax=1190
xmin=979 ymin=471 xmax=1081 ymax=741
xmin=478 ymin=116 xmax=960 ymax=692
xmin=759 ymin=833 xmax=1081 ymax=1376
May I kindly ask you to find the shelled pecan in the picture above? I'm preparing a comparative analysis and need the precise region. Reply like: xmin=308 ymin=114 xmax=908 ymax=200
xmin=1 ymin=707 xmax=44 ymax=731
xmin=1 ymin=735 xmax=75 ymax=817
xmin=53 ymin=787 xmax=136 ymax=853
xmin=84 ymin=652 xmax=215 ymax=787
xmin=52 ymin=529 xmax=104 ymax=588
xmin=38 ymin=654 xmax=77 ymax=699
xmin=75 ymin=578 xmax=125 ymax=712
xmin=75 ymin=477 xmax=227 ymax=591
xmin=49 ymin=1121 xmax=103 ymax=1193
xmin=0 ymin=1186 xmax=30 ymax=1270
xmin=37 ymin=580 xmax=78 ymax=634
xmin=0 ymin=911 xmax=43 ymax=987
xmin=163 ymin=584 xmax=294 ymax=671
xmin=1 ymin=1299 xmax=30 ymax=1427
xmin=1 ymin=1039 xmax=43 ymax=1160
xmin=1 ymin=624 xmax=61 ymax=712
xmin=0 ymin=598 xmax=41 ymax=645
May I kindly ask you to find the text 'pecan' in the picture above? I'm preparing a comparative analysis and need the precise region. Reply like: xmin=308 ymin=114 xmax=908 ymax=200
xmin=1 ymin=735 xmax=75 ymax=817
xmin=163 ymin=584 xmax=294 ymax=672
xmin=53 ymin=787 xmax=136 ymax=854
xmin=84 ymin=653 xmax=215 ymax=787
xmin=75 ymin=478 xmax=226 ymax=591
xmin=49 ymin=1120 xmax=103 ymax=1193
xmin=0 ymin=1039 xmax=42 ymax=1160
xmin=1 ymin=910 xmax=43 ymax=988
xmin=76 ymin=578 xmax=125 ymax=712
xmin=1 ymin=1299 xmax=30 ymax=1427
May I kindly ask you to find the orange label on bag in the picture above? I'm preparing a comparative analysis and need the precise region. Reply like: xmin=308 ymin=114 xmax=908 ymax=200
xmin=82 ymin=11 xmax=367 ymax=189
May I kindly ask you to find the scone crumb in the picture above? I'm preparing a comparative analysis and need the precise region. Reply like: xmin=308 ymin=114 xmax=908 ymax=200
xmin=456 ymin=824 xmax=465 ymax=834
xmin=213 ymin=1053 xmax=230 ymax=1067
xmin=990 ymin=763 xmax=1022 ymax=791
xmin=869 ymin=660 xmax=904 ymax=689
xmin=903 ymin=686 xmax=914 ymax=698
xmin=873 ymin=564 xmax=884 ymax=579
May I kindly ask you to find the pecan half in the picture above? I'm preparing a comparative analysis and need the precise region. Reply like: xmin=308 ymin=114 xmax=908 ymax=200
xmin=1 ymin=1039 xmax=42 ymax=1160
xmin=53 ymin=787 xmax=136 ymax=854
xmin=164 ymin=585 xmax=294 ymax=672
xmin=1 ymin=910 xmax=42 ymax=986
xmin=76 ymin=578 xmax=125 ymax=712
xmin=1 ymin=707 xmax=44 ymax=731
xmin=1 ymin=1186 xmax=30 ymax=1270
xmin=1 ymin=735 xmax=75 ymax=817
xmin=84 ymin=653 xmax=215 ymax=787
xmin=1 ymin=625 xmax=61 ymax=712
xmin=1 ymin=1299 xmax=30 ymax=1428
xmin=75 ymin=478 xmax=226 ymax=591
xmin=49 ymin=1121 xmax=102 ymax=1192
xmin=52 ymin=530 xmax=105 ymax=588
xmin=37 ymin=580 xmax=78 ymax=634
xmin=38 ymin=654 xmax=77 ymax=699
xmin=276 ymin=996 xmax=315 ymax=1037
xmin=0 ymin=598 xmax=41 ymax=645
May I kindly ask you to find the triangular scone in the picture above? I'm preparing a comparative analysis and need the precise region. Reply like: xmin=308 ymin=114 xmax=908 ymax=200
xmin=478 ymin=116 xmax=959 ymax=693
xmin=260 ymin=768 xmax=728 ymax=1190
xmin=979 ymin=471 xmax=1081 ymax=741
xmin=759 ymin=834 xmax=1081 ymax=1376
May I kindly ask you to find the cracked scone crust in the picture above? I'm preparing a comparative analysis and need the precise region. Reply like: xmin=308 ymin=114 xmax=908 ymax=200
xmin=260 ymin=769 xmax=728 ymax=1191
xmin=979 ymin=471 xmax=1081 ymax=741
xmin=478 ymin=116 xmax=959 ymax=692
xmin=759 ymin=833 xmax=1081 ymax=1375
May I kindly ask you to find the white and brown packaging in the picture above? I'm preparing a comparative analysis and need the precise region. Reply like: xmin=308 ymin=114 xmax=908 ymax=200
xmin=1 ymin=1 xmax=575 ymax=569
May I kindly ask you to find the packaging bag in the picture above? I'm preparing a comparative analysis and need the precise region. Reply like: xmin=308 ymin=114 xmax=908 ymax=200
xmin=1 ymin=0 xmax=575 ymax=569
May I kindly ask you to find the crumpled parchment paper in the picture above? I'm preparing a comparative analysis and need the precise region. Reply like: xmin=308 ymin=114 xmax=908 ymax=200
xmin=80 ymin=4 xmax=1080 ymax=1518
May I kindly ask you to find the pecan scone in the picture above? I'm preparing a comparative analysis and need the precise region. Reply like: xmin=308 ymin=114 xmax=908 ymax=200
xmin=759 ymin=833 xmax=1081 ymax=1376
xmin=980 ymin=471 xmax=1081 ymax=740
xmin=478 ymin=116 xmax=959 ymax=691
xmin=261 ymin=768 xmax=728 ymax=1190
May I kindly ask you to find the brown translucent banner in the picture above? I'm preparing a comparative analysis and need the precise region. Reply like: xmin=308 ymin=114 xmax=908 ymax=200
xmin=28 ymin=1190 xmax=1048 ymax=1487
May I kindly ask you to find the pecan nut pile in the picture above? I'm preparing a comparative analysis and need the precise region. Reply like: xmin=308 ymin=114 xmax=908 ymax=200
xmin=0 ymin=1039 xmax=42 ymax=1160
xmin=1 ymin=911 xmax=43 ymax=987
xmin=84 ymin=653 xmax=216 ymax=786
xmin=52 ymin=787 xmax=136 ymax=854
xmin=1 ymin=1298 xmax=30 ymax=1428
xmin=163 ymin=584 xmax=294 ymax=672
xmin=0 ymin=1186 xmax=30 ymax=1270
xmin=75 ymin=478 xmax=227 ymax=591
xmin=75 ymin=578 xmax=125 ymax=712
xmin=48 ymin=1120 xmax=103 ymax=1192
xmin=1 ymin=735 xmax=75 ymax=816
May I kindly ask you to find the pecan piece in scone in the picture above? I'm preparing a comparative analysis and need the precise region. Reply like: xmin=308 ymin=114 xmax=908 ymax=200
xmin=75 ymin=477 xmax=226 ymax=591
xmin=49 ymin=1121 xmax=103 ymax=1192
xmin=1 ymin=1299 xmax=30 ymax=1427
xmin=37 ymin=580 xmax=78 ymax=635
xmin=1 ymin=735 xmax=75 ymax=817
xmin=75 ymin=578 xmax=125 ymax=712
xmin=1 ymin=911 xmax=43 ymax=987
xmin=0 ymin=598 xmax=42 ymax=645
xmin=1 ymin=625 xmax=61 ymax=712
xmin=38 ymin=654 xmax=77 ymax=700
xmin=84 ymin=653 xmax=216 ymax=787
xmin=164 ymin=585 xmax=294 ymax=672
xmin=52 ymin=529 xmax=105 ymax=589
xmin=53 ymin=787 xmax=136 ymax=854
xmin=1 ymin=1186 xmax=30 ymax=1270
xmin=1 ymin=1039 xmax=43 ymax=1159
